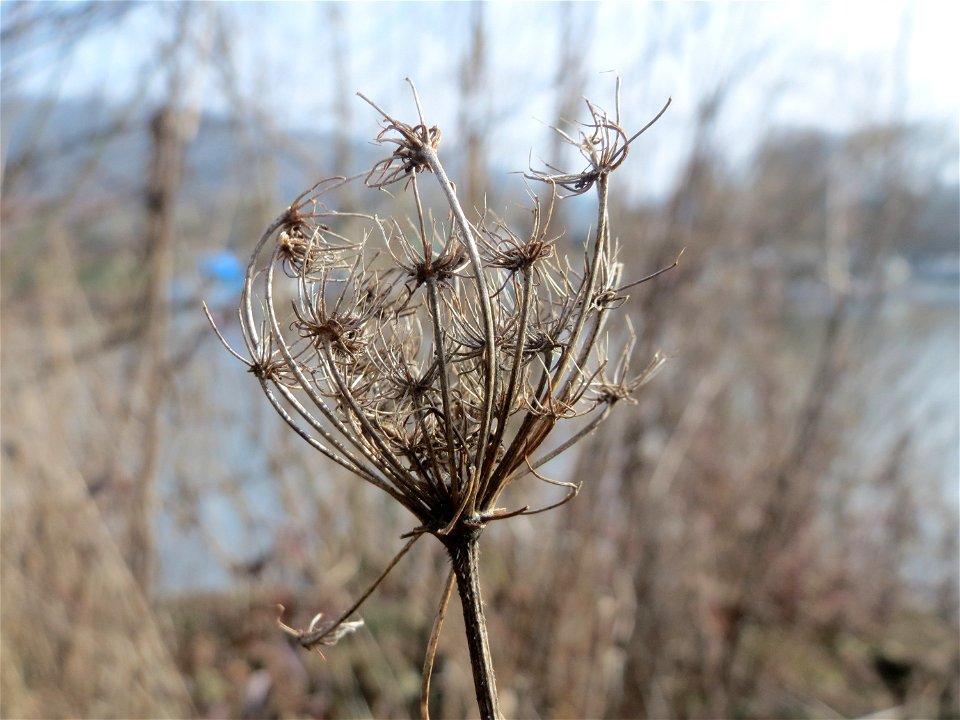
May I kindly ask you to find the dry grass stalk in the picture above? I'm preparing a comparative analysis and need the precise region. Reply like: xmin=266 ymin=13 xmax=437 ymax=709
xmin=207 ymin=78 xmax=672 ymax=718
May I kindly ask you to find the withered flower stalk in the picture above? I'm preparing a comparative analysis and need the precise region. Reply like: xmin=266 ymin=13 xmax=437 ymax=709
xmin=207 ymin=78 xmax=673 ymax=719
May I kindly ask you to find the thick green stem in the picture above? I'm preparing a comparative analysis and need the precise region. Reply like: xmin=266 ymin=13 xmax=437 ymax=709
xmin=445 ymin=529 xmax=501 ymax=719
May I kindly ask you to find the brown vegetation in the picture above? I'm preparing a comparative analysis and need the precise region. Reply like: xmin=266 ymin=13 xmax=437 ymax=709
xmin=2 ymin=3 xmax=957 ymax=719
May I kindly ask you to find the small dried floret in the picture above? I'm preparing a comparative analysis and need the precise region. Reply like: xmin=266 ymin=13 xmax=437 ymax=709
xmin=366 ymin=120 xmax=442 ymax=188
xmin=519 ymin=327 xmax=564 ymax=360
xmin=486 ymin=238 xmax=555 ymax=272
xmin=277 ymin=228 xmax=335 ymax=278
xmin=247 ymin=356 xmax=293 ymax=386
xmin=592 ymin=381 xmax=636 ymax=406
xmin=408 ymin=242 xmax=469 ymax=289
xmin=592 ymin=288 xmax=628 ymax=310
xmin=591 ymin=352 xmax=666 ymax=406
xmin=292 ymin=310 xmax=368 ymax=358
xmin=527 ymin=92 xmax=672 ymax=196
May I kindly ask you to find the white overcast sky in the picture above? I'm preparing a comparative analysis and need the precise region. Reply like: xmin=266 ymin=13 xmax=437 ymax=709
xmin=4 ymin=1 xmax=958 ymax=197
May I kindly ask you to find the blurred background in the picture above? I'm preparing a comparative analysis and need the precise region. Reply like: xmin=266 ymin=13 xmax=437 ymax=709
xmin=1 ymin=2 xmax=957 ymax=718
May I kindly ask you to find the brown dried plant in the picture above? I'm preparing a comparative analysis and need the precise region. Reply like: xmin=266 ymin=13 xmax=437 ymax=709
xmin=206 ymin=78 xmax=672 ymax=719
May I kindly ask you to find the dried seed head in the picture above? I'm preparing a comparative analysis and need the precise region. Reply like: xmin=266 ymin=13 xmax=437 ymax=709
xmin=365 ymin=119 xmax=442 ymax=188
xmin=210 ymin=80 xmax=673 ymax=541
xmin=409 ymin=242 xmax=469 ymax=288
xmin=486 ymin=237 xmax=555 ymax=273
xmin=277 ymin=228 xmax=335 ymax=278
xmin=292 ymin=312 xmax=367 ymax=358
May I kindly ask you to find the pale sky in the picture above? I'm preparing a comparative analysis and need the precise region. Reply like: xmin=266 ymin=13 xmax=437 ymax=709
xmin=4 ymin=1 xmax=958 ymax=197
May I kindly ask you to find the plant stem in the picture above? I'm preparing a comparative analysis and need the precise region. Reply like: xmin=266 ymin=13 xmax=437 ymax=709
xmin=445 ymin=528 xmax=501 ymax=719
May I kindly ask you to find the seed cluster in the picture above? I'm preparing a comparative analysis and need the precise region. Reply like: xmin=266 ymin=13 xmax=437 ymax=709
xmin=207 ymin=82 xmax=671 ymax=538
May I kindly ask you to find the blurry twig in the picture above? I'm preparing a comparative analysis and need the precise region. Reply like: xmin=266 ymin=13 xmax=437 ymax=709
xmin=421 ymin=569 xmax=456 ymax=720
xmin=277 ymin=534 xmax=421 ymax=652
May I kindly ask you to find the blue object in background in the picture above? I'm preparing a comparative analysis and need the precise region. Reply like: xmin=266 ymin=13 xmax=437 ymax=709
xmin=197 ymin=250 xmax=245 ymax=312
xmin=199 ymin=251 xmax=244 ymax=290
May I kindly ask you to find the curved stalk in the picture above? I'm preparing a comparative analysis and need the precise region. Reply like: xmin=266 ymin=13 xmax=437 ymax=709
xmin=479 ymin=267 xmax=533 ymax=504
xmin=420 ymin=146 xmax=497 ymax=512
xmin=546 ymin=173 xmax=610 ymax=399
xmin=263 ymin=254 xmax=412 ymax=490
xmin=425 ymin=276 xmax=461 ymax=496
xmin=421 ymin=569 xmax=456 ymax=720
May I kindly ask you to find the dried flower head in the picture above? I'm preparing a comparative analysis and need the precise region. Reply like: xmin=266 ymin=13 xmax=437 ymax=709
xmin=206 ymin=78 xmax=675 ymax=718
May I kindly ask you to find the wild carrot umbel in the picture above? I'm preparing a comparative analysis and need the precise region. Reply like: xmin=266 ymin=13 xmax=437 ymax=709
xmin=206 ymin=78 xmax=673 ymax=719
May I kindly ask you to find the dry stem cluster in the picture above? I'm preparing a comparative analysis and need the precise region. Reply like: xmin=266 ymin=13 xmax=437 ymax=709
xmin=207 ymin=79 xmax=671 ymax=717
